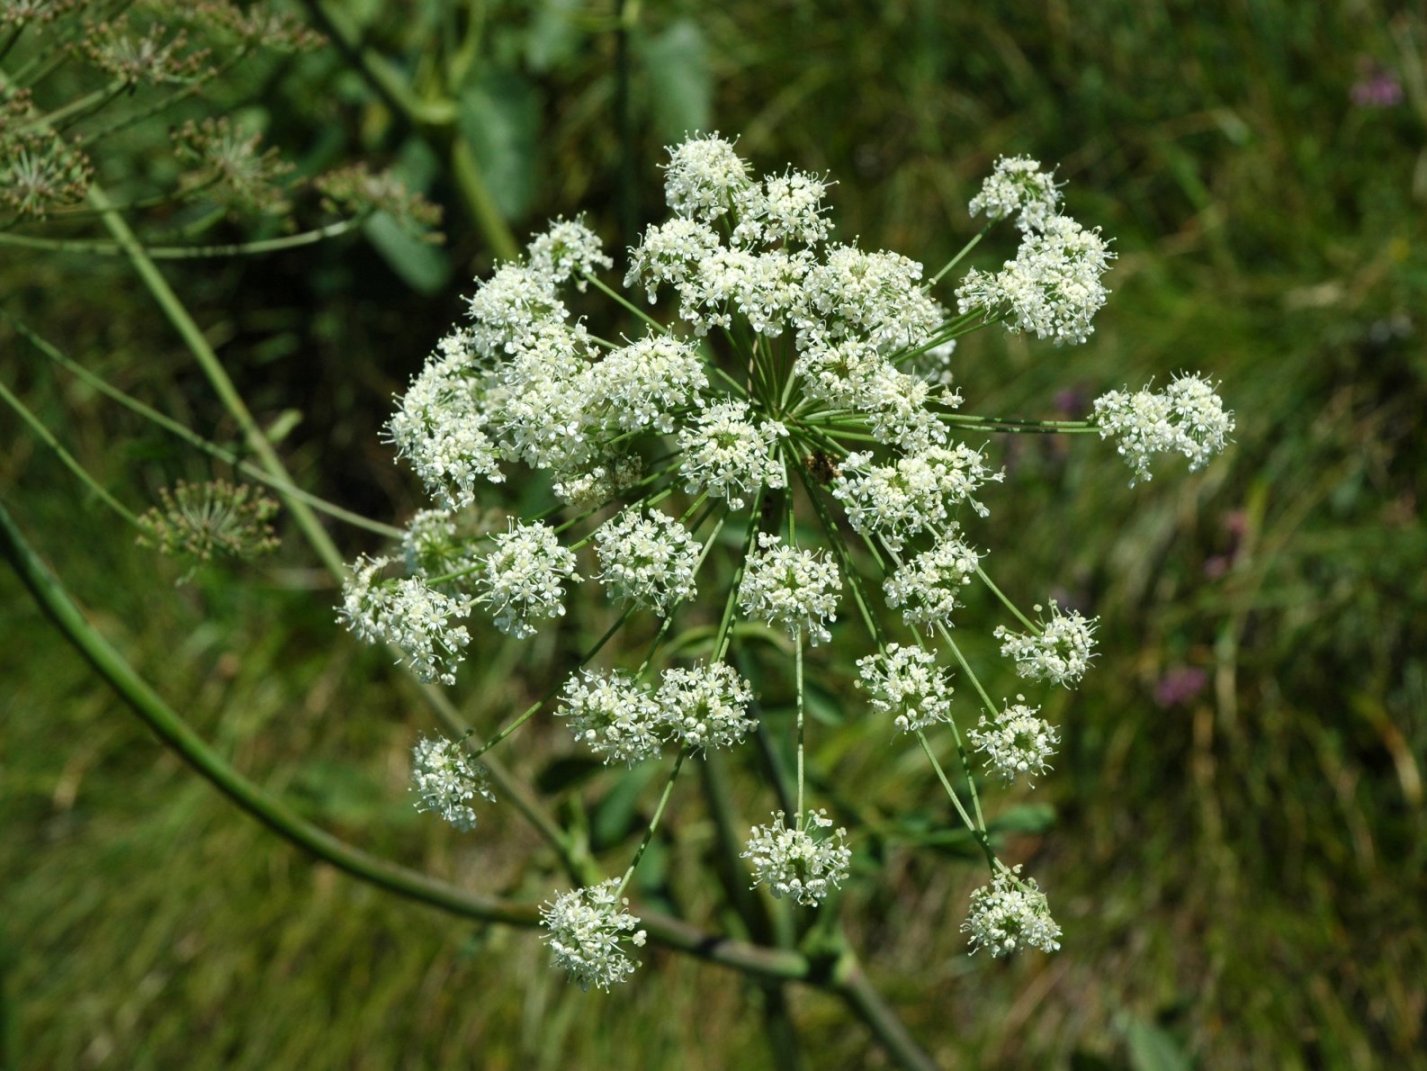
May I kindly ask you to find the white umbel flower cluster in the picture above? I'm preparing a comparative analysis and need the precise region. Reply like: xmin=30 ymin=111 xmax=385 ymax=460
xmin=541 ymin=879 xmax=648 ymax=991
xmin=410 ymin=735 xmax=495 ymax=830
xmin=558 ymin=662 xmax=758 ymax=763
xmin=968 ymin=155 xmax=1062 ymax=233
xmin=655 ymin=663 xmax=756 ymax=751
xmin=595 ymin=508 xmax=701 ymax=615
xmin=957 ymin=215 xmax=1115 ymax=345
xmin=557 ymin=669 xmax=664 ymax=766
xmin=341 ymin=135 xmax=1232 ymax=978
xmin=856 ymin=643 xmax=954 ymax=732
xmin=1092 ymin=373 xmax=1235 ymax=484
xmin=738 ymin=533 xmax=841 ymax=645
xmin=340 ymin=556 xmax=472 ymax=685
xmin=475 ymin=521 xmax=580 ymax=639
xmin=995 ymin=601 xmax=1098 ymax=687
xmin=677 ymin=400 xmax=787 ymax=508
xmin=832 ymin=445 xmax=1002 ymax=551
xmin=968 ymin=697 xmax=1059 ymax=784
xmin=742 ymin=809 xmax=852 ymax=907
xmin=883 ymin=533 xmax=982 ymax=628
xmin=962 ymin=866 xmax=1063 ymax=957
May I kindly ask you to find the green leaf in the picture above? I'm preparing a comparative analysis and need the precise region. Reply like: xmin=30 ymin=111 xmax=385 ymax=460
xmin=590 ymin=764 xmax=659 ymax=850
xmin=457 ymin=71 xmax=542 ymax=221
xmin=638 ymin=19 xmax=712 ymax=143
xmin=1124 ymin=1018 xmax=1192 ymax=1071
xmin=988 ymin=802 xmax=1057 ymax=835
xmin=527 ymin=0 xmax=585 ymax=73
xmin=363 ymin=211 xmax=450 ymax=294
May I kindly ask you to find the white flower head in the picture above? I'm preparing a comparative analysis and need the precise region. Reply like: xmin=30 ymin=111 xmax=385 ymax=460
xmin=475 ymin=521 xmax=579 ymax=639
xmin=551 ymin=453 xmax=644 ymax=509
xmin=595 ymin=508 xmax=701 ymax=616
xmin=485 ymin=321 xmax=595 ymax=471
xmin=883 ymin=533 xmax=982 ymax=628
xmin=742 ymin=809 xmax=851 ymax=907
xmin=798 ymin=244 xmax=944 ymax=351
xmin=557 ymin=669 xmax=663 ymax=766
xmin=465 ymin=262 xmax=566 ymax=358
xmin=340 ymin=556 xmax=472 ymax=685
xmin=655 ymin=662 xmax=756 ymax=752
xmin=386 ymin=353 xmax=502 ymax=508
xmin=663 ymin=132 xmax=752 ymax=221
xmin=956 ymin=215 xmax=1115 ymax=346
xmin=1092 ymin=373 xmax=1235 ymax=485
xmin=968 ymin=696 xmax=1059 ymax=783
xmin=410 ymin=735 xmax=495 ymax=831
xmin=526 ymin=215 xmax=612 ymax=288
xmin=995 ymin=600 xmax=1098 ymax=687
xmin=969 ymin=155 xmax=1063 ymax=233
xmin=856 ymin=643 xmax=954 ymax=732
xmin=624 ymin=217 xmax=722 ymax=303
xmin=831 ymin=444 xmax=1003 ymax=551
xmin=591 ymin=334 xmax=707 ymax=434
xmin=541 ymin=879 xmax=647 ymax=991
xmin=963 ymin=865 xmax=1062 ymax=956
xmin=677 ymin=399 xmax=787 ymax=509
xmin=733 ymin=168 xmax=833 ymax=247
xmin=738 ymin=533 xmax=840 ymax=645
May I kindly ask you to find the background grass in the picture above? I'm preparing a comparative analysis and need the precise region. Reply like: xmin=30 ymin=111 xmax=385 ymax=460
xmin=3 ymin=1 xmax=1425 ymax=1068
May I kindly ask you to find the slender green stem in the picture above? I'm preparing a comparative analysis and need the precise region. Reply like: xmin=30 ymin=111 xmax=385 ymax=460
xmin=977 ymin=564 xmax=1038 ymax=632
xmin=0 ymin=380 xmax=140 ymax=527
xmin=794 ymin=465 xmax=885 ymax=655
xmin=936 ymin=410 xmax=1098 ymax=434
xmin=713 ymin=484 xmax=765 ymax=663
xmin=21 ymin=81 xmax=125 ymax=132
xmin=470 ymin=608 xmax=634 ymax=761
xmin=929 ymin=222 xmax=991 ymax=285
xmin=73 ymin=49 xmax=250 ymax=150
xmin=794 ymin=638 xmax=805 ymax=821
xmin=917 ymin=732 xmax=993 ymax=864
xmin=0 ymin=218 xmax=365 ymax=258
xmin=585 ymin=272 xmax=667 ymax=333
xmin=84 ymin=183 xmax=346 ymax=575
xmin=6 ymin=313 xmax=401 ymax=538
xmin=615 ymin=749 xmax=687 ymax=897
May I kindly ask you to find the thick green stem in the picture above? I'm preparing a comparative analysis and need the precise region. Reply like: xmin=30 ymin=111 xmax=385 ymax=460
xmin=831 ymin=948 xmax=941 ymax=1071
xmin=0 ymin=496 xmax=818 ymax=984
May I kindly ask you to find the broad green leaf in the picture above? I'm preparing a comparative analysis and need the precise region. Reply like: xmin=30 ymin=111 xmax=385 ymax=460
xmin=363 ymin=210 xmax=450 ymax=294
xmin=457 ymin=72 xmax=543 ymax=220
xmin=639 ymin=20 xmax=712 ymax=143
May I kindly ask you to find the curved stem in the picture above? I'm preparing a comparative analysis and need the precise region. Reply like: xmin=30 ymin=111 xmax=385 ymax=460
xmin=0 ymin=496 xmax=816 ymax=983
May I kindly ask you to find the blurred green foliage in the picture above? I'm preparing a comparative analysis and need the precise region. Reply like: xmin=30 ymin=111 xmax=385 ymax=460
xmin=3 ymin=1 xmax=1425 ymax=1068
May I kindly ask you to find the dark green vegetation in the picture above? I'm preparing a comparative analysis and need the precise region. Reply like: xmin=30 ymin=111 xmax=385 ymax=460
xmin=3 ymin=2 xmax=1425 ymax=1068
